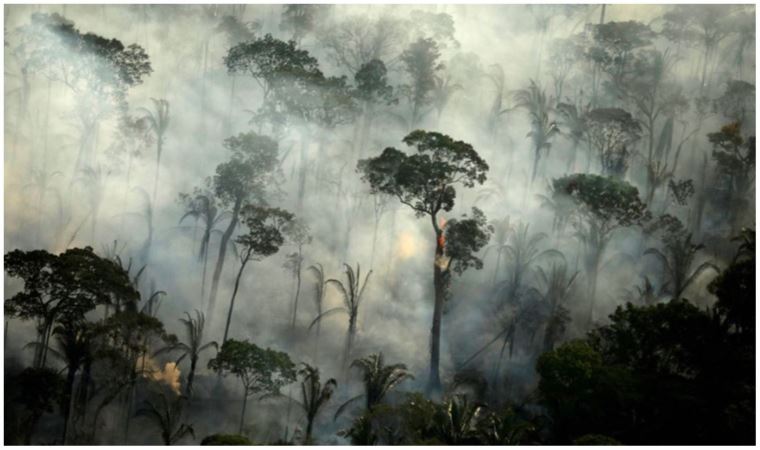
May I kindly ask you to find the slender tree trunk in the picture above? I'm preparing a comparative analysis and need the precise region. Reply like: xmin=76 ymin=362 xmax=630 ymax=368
xmin=61 ymin=365 xmax=78 ymax=444
xmin=186 ymin=357 xmax=197 ymax=397
xmin=239 ymin=393 xmax=249 ymax=435
xmin=200 ymin=246 xmax=209 ymax=310
xmin=222 ymin=257 xmax=249 ymax=345
xmin=207 ymin=198 xmax=242 ymax=325
xmin=296 ymin=133 xmax=309 ymax=211
xmin=342 ymin=316 xmax=356 ymax=375
xmin=152 ymin=138 xmax=163 ymax=203
xmin=290 ymin=254 xmax=302 ymax=329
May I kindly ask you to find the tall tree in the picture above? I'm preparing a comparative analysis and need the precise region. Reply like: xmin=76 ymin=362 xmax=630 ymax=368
xmin=551 ymin=174 xmax=650 ymax=326
xmin=139 ymin=98 xmax=170 ymax=203
xmin=221 ymin=206 xmax=293 ymax=345
xmin=358 ymin=130 xmax=492 ymax=394
xmin=199 ymin=132 xmax=280 ymax=325
xmin=399 ymin=38 xmax=444 ymax=130
xmin=283 ymin=219 xmax=311 ymax=330
xmin=513 ymin=80 xmax=560 ymax=182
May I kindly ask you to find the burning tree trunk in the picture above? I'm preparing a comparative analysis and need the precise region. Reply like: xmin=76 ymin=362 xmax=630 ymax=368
xmin=428 ymin=219 xmax=447 ymax=394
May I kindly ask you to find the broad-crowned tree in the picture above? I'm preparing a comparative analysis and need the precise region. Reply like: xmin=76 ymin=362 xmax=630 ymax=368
xmin=551 ymin=174 xmax=650 ymax=326
xmin=399 ymin=38 xmax=444 ymax=130
xmin=5 ymin=247 xmax=139 ymax=368
xmin=208 ymin=339 xmax=297 ymax=434
xmin=358 ymin=130 xmax=491 ymax=394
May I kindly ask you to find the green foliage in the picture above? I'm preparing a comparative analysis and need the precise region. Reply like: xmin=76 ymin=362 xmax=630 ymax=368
xmin=208 ymin=339 xmax=296 ymax=399
xmin=225 ymin=33 xmax=320 ymax=98
xmin=552 ymin=174 xmax=650 ymax=232
xmin=297 ymin=363 xmax=337 ymax=442
xmin=358 ymin=130 xmax=488 ymax=217
xmin=354 ymin=59 xmax=396 ymax=106
xmin=399 ymin=38 xmax=444 ymax=126
xmin=444 ymin=207 xmax=493 ymax=275
xmin=236 ymin=206 xmax=294 ymax=261
xmin=212 ymin=132 xmax=281 ymax=208
xmin=584 ymin=108 xmax=641 ymax=177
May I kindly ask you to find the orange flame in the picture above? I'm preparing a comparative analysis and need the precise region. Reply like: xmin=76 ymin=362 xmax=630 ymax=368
xmin=138 ymin=355 xmax=182 ymax=395
xmin=437 ymin=217 xmax=447 ymax=248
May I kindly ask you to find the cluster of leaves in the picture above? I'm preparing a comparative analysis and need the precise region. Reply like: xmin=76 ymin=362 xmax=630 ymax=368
xmin=536 ymin=230 xmax=755 ymax=444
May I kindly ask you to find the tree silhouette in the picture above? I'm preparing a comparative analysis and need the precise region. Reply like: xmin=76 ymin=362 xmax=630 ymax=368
xmin=202 ymin=132 xmax=280 ymax=326
xmin=336 ymin=353 xmax=413 ymax=418
xmin=399 ymin=38 xmax=444 ymax=130
xmin=178 ymin=189 xmax=227 ymax=305
xmin=358 ymin=130 xmax=491 ymax=394
xmin=136 ymin=392 xmax=194 ymax=445
xmin=309 ymin=263 xmax=371 ymax=372
xmin=155 ymin=310 xmax=217 ymax=397
xmin=513 ymin=80 xmax=559 ymax=182
xmin=551 ymin=174 xmax=650 ymax=325
xmin=294 ymin=363 xmax=337 ymax=443
xmin=221 ymin=206 xmax=293 ymax=345
xmin=283 ymin=219 xmax=311 ymax=330
xmin=139 ymin=98 xmax=170 ymax=203
xmin=208 ymin=339 xmax=296 ymax=434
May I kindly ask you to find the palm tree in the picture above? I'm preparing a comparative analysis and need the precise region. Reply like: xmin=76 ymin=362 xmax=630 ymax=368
xmin=139 ymin=98 xmax=170 ymax=203
xmin=179 ymin=192 xmax=227 ymax=304
xmin=335 ymin=353 xmax=413 ymax=418
xmin=483 ymin=216 xmax=514 ymax=286
xmin=432 ymin=75 xmax=462 ymax=126
xmin=429 ymin=395 xmax=483 ymax=445
xmin=490 ymin=223 xmax=562 ymax=376
xmin=556 ymin=101 xmax=589 ymax=173
xmin=513 ymin=80 xmax=559 ymax=182
xmin=309 ymin=263 xmax=372 ymax=371
xmin=155 ymin=311 xmax=217 ymax=397
xmin=484 ymin=64 xmax=514 ymax=139
xmin=294 ymin=363 xmax=337 ymax=443
xmin=644 ymin=232 xmax=719 ymax=299
xmin=533 ymin=262 xmax=578 ymax=353
xmin=136 ymin=392 xmax=194 ymax=445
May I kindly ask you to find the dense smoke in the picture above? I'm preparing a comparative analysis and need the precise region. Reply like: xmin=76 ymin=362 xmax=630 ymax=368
xmin=4 ymin=4 xmax=755 ymax=445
